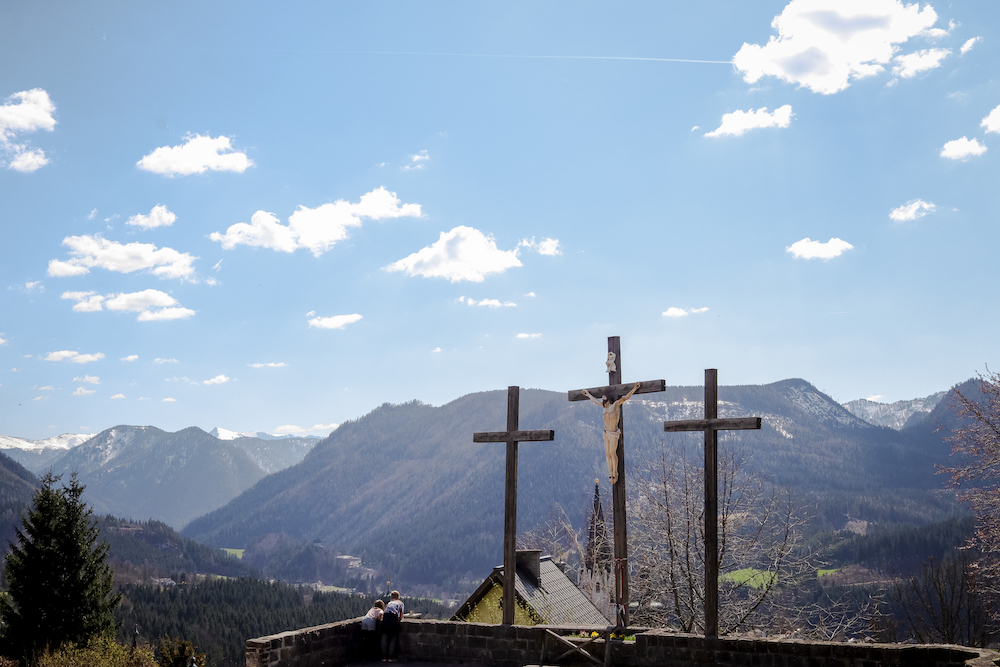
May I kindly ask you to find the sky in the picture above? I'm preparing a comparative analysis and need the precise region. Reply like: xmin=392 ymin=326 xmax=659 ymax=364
xmin=2 ymin=1 xmax=999 ymax=439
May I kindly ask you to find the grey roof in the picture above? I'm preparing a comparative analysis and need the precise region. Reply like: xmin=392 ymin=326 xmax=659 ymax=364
xmin=454 ymin=554 xmax=610 ymax=627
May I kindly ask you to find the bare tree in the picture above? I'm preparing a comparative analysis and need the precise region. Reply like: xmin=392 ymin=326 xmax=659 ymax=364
xmin=942 ymin=371 xmax=1000 ymax=609
xmin=519 ymin=503 xmax=583 ymax=568
xmin=628 ymin=435 xmax=813 ymax=634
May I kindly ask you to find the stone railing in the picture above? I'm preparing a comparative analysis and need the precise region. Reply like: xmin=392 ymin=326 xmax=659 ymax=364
xmin=246 ymin=618 xmax=993 ymax=667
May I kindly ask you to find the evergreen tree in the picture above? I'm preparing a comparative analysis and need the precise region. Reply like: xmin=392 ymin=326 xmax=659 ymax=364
xmin=1 ymin=473 xmax=121 ymax=663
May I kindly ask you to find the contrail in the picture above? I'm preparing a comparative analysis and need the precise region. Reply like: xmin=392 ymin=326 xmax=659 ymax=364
xmin=233 ymin=48 xmax=732 ymax=64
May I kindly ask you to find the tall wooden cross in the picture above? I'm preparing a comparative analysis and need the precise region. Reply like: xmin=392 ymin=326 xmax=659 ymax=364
xmin=662 ymin=368 xmax=761 ymax=638
xmin=473 ymin=385 xmax=555 ymax=625
xmin=568 ymin=336 xmax=665 ymax=628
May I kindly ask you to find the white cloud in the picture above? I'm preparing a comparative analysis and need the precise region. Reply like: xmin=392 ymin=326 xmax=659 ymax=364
xmin=889 ymin=198 xmax=936 ymax=221
xmin=127 ymin=204 xmax=177 ymax=229
xmin=786 ymin=237 xmax=854 ymax=259
xmin=386 ymin=226 xmax=522 ymax=283
xmin=136 ymin=134 xmax=253 ymax=176
xmin=36 ymin=386 xmax=53 ymax=391
xmin=111 ymin=393 xmax=126 ymax=399
xmin=73 ymin=375 xmax=99 ymax=384
xmin=61 ymin=289 xmax=194 ymax=321
xmin=431 ymin=347 xmax=442 ymax=353
xmin=72 ymin=387 xmax=96 ymax=396
xmin=458 ymin=296 xmax=516 ymax=308
xmin=308 ymin=313 xmax=363 ymax=330
xmin=0 ymin=88 xmax=56 ymax=172
xmin=981 ymin=105 xmax=1000 ymax=135
xmin=0 ymin=336 xmax=7 ymax=345
xmin=516 ymin=333 xmax=542 ymax=339
xmin=310 ymin=423 xmax=338 ymax=432
xmin=121 ymin=355 xmax=138 ymax=362
xmin=45 ymin=350 xmax=105 ymax=364
xmin=663 ymin=307 xmax=710 ymax=317
xmin=891 ymin=48 xmax=950 ymax=79
xmin=9 ymin=148 xmax=49 ymax=172
xmin=203 ymin=374 xmax=230 ymax=385
xmin=249 ymin=362 xmax=287 ymax=368
xmin=867 ymin=394 xmax=884 ymax=401
xmin=403 ymin=150 xmax=429 ymax=170
xmin=519 ymin=237 xmax=562 ymax=256
xmin=733 ymin=0 xmax=941 ymax=94
xmin=162 ymin=397 xmax=177 ymax=402
xmin=524 ymin=292 xmax=536 ymax=297
xmin=48 ymin=235 xmax=197 ymax=279
xmin=154 ymin=358 xmax=179 ymax=364
xmin=705 ymin=105 xmax=793 ymax=137
xmin=24 ymin=281 xmax=43 ymax=292
xmin=34 ymin=395 xmax=47 ymax=401
xmin=961 ymin=37 xmax=981 ymax=55
xmin=211 ymin=187 xmax=421 ymax=257
xmin=940 ymin=136 xmax=987 ymax=160
xmin=87 ymin=209 xmax=98 ymax=220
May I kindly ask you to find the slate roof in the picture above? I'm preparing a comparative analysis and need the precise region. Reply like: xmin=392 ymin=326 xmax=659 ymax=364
xmin=453 ymin=552 xmax=610 ymax=627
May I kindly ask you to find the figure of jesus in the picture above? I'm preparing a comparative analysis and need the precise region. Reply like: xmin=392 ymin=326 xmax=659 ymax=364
xmin=582 ymin=381 xmax=641 ymax=485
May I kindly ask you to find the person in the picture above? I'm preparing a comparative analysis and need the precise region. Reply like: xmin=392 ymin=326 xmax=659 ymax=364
xmin=361 ymin=600 xmax=384 ymax=658
xmin=380 ymin=590 xmax=405 ymax=662
xmin=582 ymin=382 xmax=641 ymax=484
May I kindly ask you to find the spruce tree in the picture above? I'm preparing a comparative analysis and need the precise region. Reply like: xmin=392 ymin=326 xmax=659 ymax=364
xmin=1 ymin=472 xmax=121 ymax=662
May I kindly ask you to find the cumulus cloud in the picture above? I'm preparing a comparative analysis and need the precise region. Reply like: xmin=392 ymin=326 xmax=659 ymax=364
xmin=960 ymin=37 xmax=981 ymax=55
xmin=1 ymin=88 xmax=56 ymax=172
xmin=308 ymin=313 xmax=363 ymax=330
xmin=733 ymin=0 xmax=942 ymax=95
xmin=663 ymin=307 xmax=710 ymax=317
xmin=154 ymin=358 xmax=178 ymax=364
xmin=127 ymin=204 xmax=177 ymax=229
xmin=273 ymin=423 xmax=339 ymax=435
xmin=403 ymin=150 xmax=429 ymax=170
xmin=211 ymin=187 xmax=421 ymax=257
xmin=385 ymin=226 xmax=522 ymax=283
xmin=0 ymin=336 xmax=6 ymax=345
xmin=72 ymin=387 xmax=96 ymax=396
xmin=121 ymin=355 xmax=138 ymax=362
xmin=48 ymin=235 xmax=197 ymax=279
xmin=786 ymin=237 xmax=854 ymax=259
xmin=458 ymin=296 xmax=516 ymax=308
xmin=249 ymin=362 xmax=287 ymax=368
xmin=24 ymin=281 xmax=43 ymax=293
xmin=73 ymin=375 xmax=99 ymax=384
xmin=516 ymin=333 xmax=542 ymax=339
xmin=45 ymin=350 xmax=105 ymax=364
xmin=111 ymin=393 xmax=126 ymax=399
xmin=203 ymin=374 xmax=230 ymax=385
xmin=981 ymin=105 xmax=1000 ymax=134
xmin=940 ymin=136 xmax=987 ymax=160
xmin=705 ymin=105 xmax=793 ymax=137
xmin=519 ymin=237 xmax=562 ymax=255
xmin=891 ymin=48 xmax=950 ymax=79
xmin=889 ymin=199 xmax=937 ymax=221
xmin=431 ymin=347 xmax=442 ymax=353
xmin=162 ymin=397 xmax=177 ymax=402
xmin=136 ymin=134 xmax=253 ymax=176
xmin=61 ymin=289 xmax=194 ymax=321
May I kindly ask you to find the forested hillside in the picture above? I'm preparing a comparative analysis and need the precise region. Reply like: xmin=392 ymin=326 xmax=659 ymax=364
xmin=183 ymin=379 xmax=967 ymax=592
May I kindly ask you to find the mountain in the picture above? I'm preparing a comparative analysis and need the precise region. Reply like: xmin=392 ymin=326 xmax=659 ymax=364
xmin=0 ymin=432 xmax=94 ymax=470
xmin=182 ymin=379 xmax=965 ymax=592
xmin=842 ymin=391 xmax=948 ymax=430
xmin=209 ymin=429 xmax=320 ymax=474
xmin=47 ymin=425 xmax=268 ymax=529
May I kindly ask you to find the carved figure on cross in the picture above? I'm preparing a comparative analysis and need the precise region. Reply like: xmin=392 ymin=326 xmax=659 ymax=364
xmin=581 ymin=381 xmax=641 ymax=484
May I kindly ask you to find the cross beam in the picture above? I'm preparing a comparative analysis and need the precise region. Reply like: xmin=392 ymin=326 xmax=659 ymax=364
xmin=473 ymin=385 xmax=555 ymax=625
xmin=662 ymin=369 xmax=761 ymax=638
xmin=567 ymin=336 xmax=665 ymax=628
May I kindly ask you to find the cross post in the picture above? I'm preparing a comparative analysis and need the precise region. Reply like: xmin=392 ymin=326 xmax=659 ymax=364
xmin=568 ymin=336 xmax=665 ymax=628
xmin=662 ymin=369 xmax=761 ymax=638
xmin=473 ymin=385 xmax=555 ymax=625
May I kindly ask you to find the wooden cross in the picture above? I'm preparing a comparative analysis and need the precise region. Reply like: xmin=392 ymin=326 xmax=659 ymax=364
xmin=567 ymin=336 xmax=665 ymax=628
xmin=473 ymin=385 xmax=555 ymax=625
xmin=662 ymin=368 xmax=761 ymax=638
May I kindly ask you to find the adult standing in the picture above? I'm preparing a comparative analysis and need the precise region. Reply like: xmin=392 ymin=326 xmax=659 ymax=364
xmin=380 ymin=590 xmax=404 ymax=662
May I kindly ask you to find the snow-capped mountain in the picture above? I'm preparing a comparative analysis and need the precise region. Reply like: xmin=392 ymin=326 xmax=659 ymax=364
xmin=210 ymin=427 xmax=327 ymax=441
xmin=842 ymin=391 xmax=948 ymax=430
xmin=0 ymin=432 xmax=95 ymax=470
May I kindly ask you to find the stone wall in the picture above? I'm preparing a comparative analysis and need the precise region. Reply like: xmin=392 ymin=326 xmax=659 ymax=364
xmin=246 ymin=618 xmax=992 ymax=667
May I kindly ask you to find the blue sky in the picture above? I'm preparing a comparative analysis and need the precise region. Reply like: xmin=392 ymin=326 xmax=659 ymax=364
xmin=2 ymin=1 xmax=999 ymax=439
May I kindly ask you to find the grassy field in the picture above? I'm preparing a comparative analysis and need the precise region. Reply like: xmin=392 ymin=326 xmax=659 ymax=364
xmin=221 ymin=548 xmax=245 ymax=559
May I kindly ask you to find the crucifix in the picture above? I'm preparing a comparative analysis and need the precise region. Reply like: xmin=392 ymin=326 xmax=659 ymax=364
xmin=473 ymin=385 xmax=555 ymax=625
xmin=568 ymin=336 xmax=665 ymax=628
xmin=662 ymin=368 xmax=761 ymax=638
